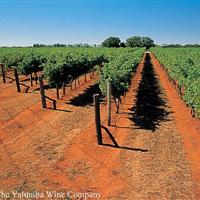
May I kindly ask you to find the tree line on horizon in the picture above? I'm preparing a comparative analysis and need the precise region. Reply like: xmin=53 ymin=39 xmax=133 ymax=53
xmin=1 ymin=37 xmax=199 ymax=48
xmin=101 ymin=36 xmax=155 ymax=48
xmin=31 ymin=42 xmax=200 ymax=48
xmin=162 ymin=43 xmax=200 ymax=48
xmin=32 ymin=43 xmax=98 ymax=48
xmin=32 ymin=36 xmax=155 ymax=49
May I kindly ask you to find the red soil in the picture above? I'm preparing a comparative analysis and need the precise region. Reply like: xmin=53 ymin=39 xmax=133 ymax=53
xmin=0 ymin=72 xmax=99 ymax=194
xmin=151 ymin=53 xmax=200 ymax=195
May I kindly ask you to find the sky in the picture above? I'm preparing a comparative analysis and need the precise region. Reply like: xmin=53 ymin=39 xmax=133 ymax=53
xmin=0 ymin=0 xmax=200 ymax=46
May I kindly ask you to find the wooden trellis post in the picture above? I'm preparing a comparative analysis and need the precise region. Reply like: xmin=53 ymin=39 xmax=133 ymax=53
xmin=62 ymin=82 xmax=66 ymax=95
xmin=107 ymin=82 xmax=111 ymax=126
xmin=30 ymin=73 xmax=33 ymax=86
xmin=78 ymin=77 xmax=80 ymax=85
xmin=34 ymin=72 xmax=38 ymax=84
xmin=56 ymin=84 xmax=59 ymax=99
xmin=14 ymin=68 xmax=21 ymax=92
xmin=70 ymin=81 xmax=72 ymax=90
xmin=39 ymin=76 xmax=46 ymax=108
xmin=93 ymin=94 xmax=102 ymax=145
xmin=74 ymin=78 xmax=77 ymax=88
xmin=1 ymin=64 xmax=6 ymax=83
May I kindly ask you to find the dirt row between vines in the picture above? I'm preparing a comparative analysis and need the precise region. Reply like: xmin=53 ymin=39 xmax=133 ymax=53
xmin=151 ymin=53 xmax=200 ymax=197
xmin=0 ymin=71 xmax=101 ymax=194
xmin=0 ymin=52 xmax=200 ymax=200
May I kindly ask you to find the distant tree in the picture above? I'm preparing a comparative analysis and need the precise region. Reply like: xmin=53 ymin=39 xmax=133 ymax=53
xmin=83 ymin=43 xmax=91 ymax=47
xmin=102 ymin=37 xmax=121 ymax=47
xmin=142 ymin=37 xmax=155 ymax=48
xmin=126 ymin=36 xmax=142 ymax=47
xmin=162 ymin=44 xmax=183 ymax=48
xmin=120 ymin=42 xmax=126 ymax=47
xmin=33 ymin=43 xmax=67 ymax=47
xmin=184 ymin=44 xmax=200 ymax=47
xmin=53 ymin=43 xmax=66 ymax=47
xmin=33 ymin=44 xmax=39 ymax=47
xmin=33 ymin=44 xmax=47 ymax=47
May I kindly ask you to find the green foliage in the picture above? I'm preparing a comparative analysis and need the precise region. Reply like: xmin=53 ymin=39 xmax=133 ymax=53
xmin=42 ymin=51 xmax=107 ymax=86
xmin=102 ymin=37 xmax=121 ymax=48
xmin=0 ymin=47 xmax=108 ymax=85
xmin=0 ymin=50 xmax=23 ymax=69
xmin=0 ymin=47 xmax=144 ymax=99
xmin=151 ymin=47 xmax=200 ymax=116
xmin=98 ymin=48 xmax=144 ymax=98
xmin=142 ymin=37 xmax=155 ymax=48
xmin=18 ymin=53 xmax=45 ymax=75
xmin=120 ymin=42 xmax=126 ymax=47
xmin=126 ymin=36 xmax=155 ymax=48
xmin=126 ymin=36 xmax=142 ymax=47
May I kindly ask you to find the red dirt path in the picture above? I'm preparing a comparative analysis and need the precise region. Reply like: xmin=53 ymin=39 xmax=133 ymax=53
xmin=151 ymin=53 xmax=200 ymax=196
